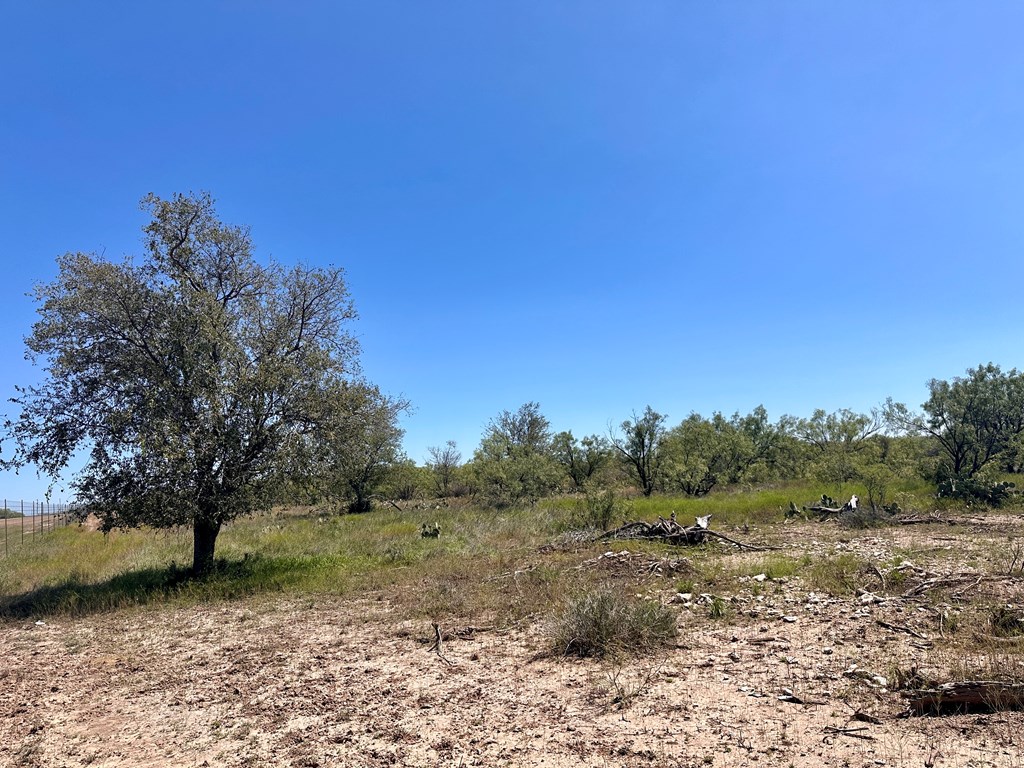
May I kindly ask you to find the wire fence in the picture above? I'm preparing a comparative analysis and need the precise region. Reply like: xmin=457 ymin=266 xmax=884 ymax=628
xmin=1 ymin=500 xmax=77 ymax=558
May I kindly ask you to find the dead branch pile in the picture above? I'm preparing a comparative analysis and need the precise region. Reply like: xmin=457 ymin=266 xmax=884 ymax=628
xmin=576 ymin=550 xmax=692 ymax=577
xmin=802 ymin=494 xmax=859 ymax=518
xmin=602 ymin=514 xmax=773 ymax=551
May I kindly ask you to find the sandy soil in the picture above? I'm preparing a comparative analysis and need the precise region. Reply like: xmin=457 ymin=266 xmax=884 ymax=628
xmin=2 ymin=526 xmax=1024 ymax=767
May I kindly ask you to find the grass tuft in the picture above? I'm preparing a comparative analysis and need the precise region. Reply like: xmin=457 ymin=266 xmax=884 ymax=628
xmin=548 ymin=586 xmax=678 ymax=658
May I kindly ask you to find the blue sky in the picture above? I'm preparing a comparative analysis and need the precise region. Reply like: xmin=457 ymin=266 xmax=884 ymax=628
xmin=2 ymin=2 xmax=1023 ymax=501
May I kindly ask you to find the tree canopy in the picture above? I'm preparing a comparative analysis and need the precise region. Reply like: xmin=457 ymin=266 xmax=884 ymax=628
xmin=470 ymin=402 xmax=561 ymax=505
xmin=3 ymin=192 xmax=363 ymax=572
xmin=887 ymin=363 xmax=1024 ymax=482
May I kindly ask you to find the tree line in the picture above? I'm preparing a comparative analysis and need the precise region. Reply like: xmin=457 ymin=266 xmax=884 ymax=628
xmin=400 ymin=363 xmax=1024 ymax=510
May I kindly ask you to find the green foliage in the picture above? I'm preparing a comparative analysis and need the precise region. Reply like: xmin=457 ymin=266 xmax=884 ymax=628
xmin=381 ymin=459 xmax=430 ymax=501
xmin=988 ymin=605 xmax=1024 ymax=637
xmin=936 ymin=475 xmax=1017 ymax=507
xmin=548 ymin=587 xmax=678 ymax=658
xmin=628 ymin=482 xmax=813 ymax=526
xmin=795 ymin=408 xmax=880 ymax=491
xmin=471 ymin=402 xmax=562 ymax=506
xmin=887 ymin=363 xmax=1024 ymax=482
xmin=2 ymin=193 xmax=365 ymax=573
xmin=0 ymin=509 xmax=24 ymax=519
xmin=425 ymin=441 xmax=462 ymax=498
xmin=660 ymin=407 xmax=791 ymax=496
xmin=570 ymin=489 xmax=627 ymax=531
xmin=806 ymin=553 xmax=866 ymax=595
xmin=315 ymin=383 xmax=411 ymax=512
xmin=0 ymin=502 xmax=567 ymax=618
xmin=611 ymin=406 xmax=667 ymax=497
xmin=552 ymin=431 xmax=611 ymax=491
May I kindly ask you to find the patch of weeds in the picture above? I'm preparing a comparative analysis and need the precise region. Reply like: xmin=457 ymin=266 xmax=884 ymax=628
xmin=749 ymin=554 xmax=810 ymax=580
xmin=548 ymin=586 xmax=678 ymax=658
xmin=378 ymin=542 xmax=416 ymax=565
xmin=0 ymin=553 xmax=345 ymax=618
xmin=419 ymin=581 xmax=470 ymax=619
xmin=569 ymin=489 xmax=629 ymax=532
xmin=937 ymin=475 xmax=1017 ymax=507
xmin=504 ymin=564 xmax=564 ymax=622
xmin=806 ymin=553 xmax=866 ymax=596
xmin=988 ymin=606 xmax=1024 ymax=637
xmin=689 ymin=555 xmax=731 ymax=589
xmin=1000 ymin=539 xmax=1024 ymax=576
xmin=675 ymin=577 xmax=696 ymax=594
xmin=706 ymin=594 xmax=730 ymax=620
xmin=600 ymin=661 xmax=664 ymax=710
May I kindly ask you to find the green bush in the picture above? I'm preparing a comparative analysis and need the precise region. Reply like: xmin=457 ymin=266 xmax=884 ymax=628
xmin=570 ymin=489 xmax=626 ymax=532
xmin=548 ymin=587 xmax=677 ymax=658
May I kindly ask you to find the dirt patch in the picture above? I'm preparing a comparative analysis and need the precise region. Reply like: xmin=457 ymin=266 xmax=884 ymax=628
xmin=1 ymin=585 xmax=1023 ymax=767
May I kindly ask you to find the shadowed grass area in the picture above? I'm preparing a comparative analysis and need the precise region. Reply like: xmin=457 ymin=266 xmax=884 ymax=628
xmin=0 ymin=554 xmax=354 ymax=617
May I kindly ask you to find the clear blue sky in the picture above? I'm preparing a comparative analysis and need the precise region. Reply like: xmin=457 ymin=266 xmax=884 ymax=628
xmin=2 ymin=2 xmax=1023 ymax=501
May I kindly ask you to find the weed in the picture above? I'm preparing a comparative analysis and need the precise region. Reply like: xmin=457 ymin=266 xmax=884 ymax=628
xmin=806 ymin=553 xmax=866 ymax=596
xmin=988 ymin=605 xmax=1024 ymax=637
xmin=748 ymin=554 xmax=809 ymax=580
xmin=569 ymin=489 xmax=627 ymax=532
xmin=601 ymin=661 xmax=664 ymax=710
xmin=548 ymin=586 xmax=678 ymax=658
xmin=706 ymin=594 xmax=730 ymax=620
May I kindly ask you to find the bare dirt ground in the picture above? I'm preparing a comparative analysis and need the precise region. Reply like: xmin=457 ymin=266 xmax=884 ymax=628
xmin=3 ymin=518 xmax=1024 ymax=767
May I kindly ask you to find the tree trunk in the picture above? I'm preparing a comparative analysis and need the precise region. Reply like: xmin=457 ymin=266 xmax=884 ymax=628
xmin=192 ymin=517 xmax=221 ymax=574
xmin=348 ymin=494 xmax=373 ymax=513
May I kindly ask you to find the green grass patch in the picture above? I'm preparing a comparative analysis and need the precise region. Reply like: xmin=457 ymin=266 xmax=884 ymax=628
xmin=0 ymin=503 xmax=565 ymax=618
xmin=805 ymin=552 xmax=867 ymax=595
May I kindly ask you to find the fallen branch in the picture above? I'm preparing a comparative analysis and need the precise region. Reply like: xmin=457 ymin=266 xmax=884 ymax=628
xmin=701 ymin=529 xmax=777 ymax=552
xmin=972 ymin=632 xmax=1024 ymax=646
xmin=895 ymin=513 xmax=959 ymax=526
xmin=803 ymin=494 xmax=859 ymax=519
xmin=904 ymin=681 xmax=1024 ymax=715
xmin=823 ymin=725 xmax=874 ymax=741
xmin=778 ymin=687 xmax=825 ymax=706
xmin=876 ymin=619 xmax=930 ymax=641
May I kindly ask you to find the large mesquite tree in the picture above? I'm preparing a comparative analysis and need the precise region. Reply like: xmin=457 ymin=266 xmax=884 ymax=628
xmin=3 ymin=192 xmax=362 ymax=572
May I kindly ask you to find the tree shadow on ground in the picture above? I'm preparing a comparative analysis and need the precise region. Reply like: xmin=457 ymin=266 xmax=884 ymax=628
xmin=0 ymin=554 xmax=318 ymax=619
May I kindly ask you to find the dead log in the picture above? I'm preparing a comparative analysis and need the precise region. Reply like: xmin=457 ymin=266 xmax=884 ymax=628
xmin=804 ymin=494 xmax=859 ymax=518
xmin=904 ymin=681 xmax=1024 ymax=715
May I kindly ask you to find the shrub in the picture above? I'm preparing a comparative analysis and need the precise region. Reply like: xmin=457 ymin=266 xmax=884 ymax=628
xmin=570 ymin=489 xmax=626 ymax=532
xmin=548 ymin=587 xmax=677 ymax=658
